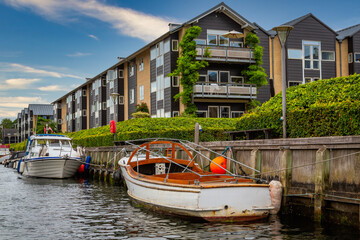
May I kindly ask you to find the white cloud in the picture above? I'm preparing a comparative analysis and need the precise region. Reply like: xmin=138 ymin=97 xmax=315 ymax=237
xmin=66 ymin=52 xmax=91 ymax=57
xmin=0 ymin=96 xmax=45 ymax=108
xmin=0 ymin=62 xmax=83 ymax=79
xmin=0 ymin=78 xmax=41 ymax=90
xmin=88 ymin=34 xmax=98 ymax=40
xmin=38 ymin=85 xmax=70 ymax=92
xmin=3 ymin=0 xmax=172 ymax=42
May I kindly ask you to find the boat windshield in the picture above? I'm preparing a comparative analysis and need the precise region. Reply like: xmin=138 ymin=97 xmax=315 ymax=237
xmin=36 ymin=139 xmax=47 ymax=146
xmin=48 ymin=139 xmax=60 ymax=147
xmin=61 ymin=140 xmax=71 ymax=148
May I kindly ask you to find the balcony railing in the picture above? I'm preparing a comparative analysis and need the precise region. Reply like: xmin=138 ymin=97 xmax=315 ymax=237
xmin=193 ymin=82 xmax=257 ymax=99
xmin=196 ymin=45 xmax=254 ymax=63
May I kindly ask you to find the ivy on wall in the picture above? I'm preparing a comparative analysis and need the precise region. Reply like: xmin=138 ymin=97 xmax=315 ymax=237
xmin=169 ymin=26 xmax=210 ymax=115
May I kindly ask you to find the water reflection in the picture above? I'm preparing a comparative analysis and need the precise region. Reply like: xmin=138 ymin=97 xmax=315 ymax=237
xmin=0 ymin=167 xmax=359 ymax=239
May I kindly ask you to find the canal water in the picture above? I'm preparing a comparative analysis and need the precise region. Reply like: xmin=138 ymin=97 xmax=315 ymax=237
xmin=0 ymin=166 xmax=359 ymax=240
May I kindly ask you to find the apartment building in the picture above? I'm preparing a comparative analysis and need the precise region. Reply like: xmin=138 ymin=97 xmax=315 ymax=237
xmin=50 ymin=2 xmax=359 ymax=133
xmin=16 ymin=104 xmax=54 ymax=142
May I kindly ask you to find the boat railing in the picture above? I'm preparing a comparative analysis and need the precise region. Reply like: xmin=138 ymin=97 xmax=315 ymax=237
xmin=124 ymin=138 xmax=266 ymax=183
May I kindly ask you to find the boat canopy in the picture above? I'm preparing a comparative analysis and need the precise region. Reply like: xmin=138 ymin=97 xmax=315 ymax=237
xmin=29 ymin=134 xmax=71 ymax=141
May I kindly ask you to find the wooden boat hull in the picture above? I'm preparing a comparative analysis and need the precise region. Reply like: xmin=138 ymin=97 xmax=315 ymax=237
xmin=22 ymin=158 xmax=82 ymax=179
xmin=120 ymin=165 xmax=272 ymax=222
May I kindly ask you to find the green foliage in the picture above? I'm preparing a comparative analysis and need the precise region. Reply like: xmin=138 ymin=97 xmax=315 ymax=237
xmin=242 ymin=33 xmax=268 ymax=87
xmin=10 ymin=141 xmax=27 ymax=151
xmin=135 ymin=102 xmax=149 ymax=113
xmin=236 ymin=74 xmax=360 ymax=138
xmin=132 ymin=112 xmax=150 ymax=119
xmin=168 ymin=26 xmax=210 ymax=115
xmin=36 ymin=117 xmax=57 ymax=134
xmin=246 ymin=100 xmax=261 ymax=112
xmin=64 ymin=117 xmax=238 ymax=147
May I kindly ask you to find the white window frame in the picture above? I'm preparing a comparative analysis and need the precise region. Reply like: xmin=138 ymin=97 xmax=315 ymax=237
xmin=172 ymin=40 xmax=179 ymax=51
xmin=220 ymin=106 xmax=231 ymax=118
xmin=288 ymin=81 xmax=302 ymax=87
xmin=348 ymin=53 xmax=353 ymax=63
xmin=130 ymin=89 xmax=135 ymax=104
xmin=172 ymin=111 xmax=180 ymax=117
xmin=354 ymin=52 xmax=360 ymax=63
xmin=304 ymin=77 xmax=319 ymax=84
xmin=172 ymin=76 xmax=179 ymax=87
xmin=57 ymin=119 xmax=63 ymax=124
xmin=196 ymin=110 xmax=207 ymax=118
xmin=231 ymin=76 xmax=244 ymax=84
xmin=199 ymin=74 xmax=207 ymax=82
xmin=208 ymin=106 xmax=219 ymax=118
xmin=139 ymin=85 xmax=144 ymax=101
xmin=321 ymin=51 xmax=335 ymax=61
xmin=231 ymin=111 xmax=244 ymax=118
xmin=151 ymin=81 xmax=157 ymax=93
xmin=230 ymin=41 xmax=243 ymax=48
xmin=130 ymin=65 xmax=135 ymax=77
xmin=303 ymin=41 xmax=321 ymax=70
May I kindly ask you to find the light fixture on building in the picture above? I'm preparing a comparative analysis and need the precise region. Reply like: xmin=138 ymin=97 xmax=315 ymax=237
xmin=272 ymin=25 xmax=293 ymax=138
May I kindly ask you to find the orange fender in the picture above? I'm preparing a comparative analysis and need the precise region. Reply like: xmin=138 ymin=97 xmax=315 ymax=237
xmin=210 ymin=156 xmax=227 ymax=174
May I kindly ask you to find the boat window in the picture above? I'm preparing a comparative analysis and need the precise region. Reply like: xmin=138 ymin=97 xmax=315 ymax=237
xmin=48 ymin=139 xmax=61 ymax=147
xmin=37 ymin=139 xmax=47 ymax=147
xmin=61 ymin=140 xmax=71 ymax=148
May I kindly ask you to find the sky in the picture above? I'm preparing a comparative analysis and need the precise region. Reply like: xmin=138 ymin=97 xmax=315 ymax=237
xmin=0 ymin=0 xmax=359 ymax=121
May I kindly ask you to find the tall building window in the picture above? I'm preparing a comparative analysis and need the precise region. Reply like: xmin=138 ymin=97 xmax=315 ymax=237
xmin=139 ymin=58 xmax=144 ymax=72
xmin=130 ymin=89 xmax=135 ymax=104
xmin=303 ymin=41 xmax=320 ymax=70
xmin=139 ymin=85 xmax=144 ymax=101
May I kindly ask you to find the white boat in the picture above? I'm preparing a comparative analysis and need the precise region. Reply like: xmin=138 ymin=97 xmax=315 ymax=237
xmin=20 ymin=134 xmax=83 ymax=178
xmin=118 ymin=140 xmax=273 ymax=222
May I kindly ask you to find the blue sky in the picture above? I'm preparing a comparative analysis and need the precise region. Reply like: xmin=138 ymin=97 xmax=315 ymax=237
xmin=0 ymin=0 xmax=359 ymax=121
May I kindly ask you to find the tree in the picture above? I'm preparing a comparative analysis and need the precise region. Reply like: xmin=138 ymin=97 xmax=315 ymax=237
xmin=0 ymin=118 xmax=16 ymax=141
xmin=241 ymin=32 xmax=268 ymax=88
xmin=168 ymin=26 xmax=210 ymax=115
xmin=35 ymin=117 xmax=57 ymax=134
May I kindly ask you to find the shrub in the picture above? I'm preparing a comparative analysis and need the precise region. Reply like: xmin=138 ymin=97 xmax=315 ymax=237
xmin=132 ymin=112 xmax=150 ymax=118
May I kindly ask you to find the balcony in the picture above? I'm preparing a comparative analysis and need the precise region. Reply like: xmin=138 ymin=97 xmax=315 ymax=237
xmin=196 ymin=45 xmax=254 ymax=63
xmin=193 ymin=82 xmax=256 ymax=99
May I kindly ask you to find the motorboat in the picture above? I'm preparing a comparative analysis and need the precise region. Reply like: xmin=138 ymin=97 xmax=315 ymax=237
xmin=118 ymin=139 xmax=273 ymax=222
xmin=19 ymin=134 xmax=83 ymax=178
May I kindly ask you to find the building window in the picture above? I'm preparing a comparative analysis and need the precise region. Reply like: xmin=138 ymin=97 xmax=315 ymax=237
xmin=208 ymin=71 xmax=218 ymax=83
xmin=139 ymin=85 xmax=144 ymax=101
xmin=164 ymin=39 xmax=170 ymax=53
xmin=151 ymin=81 xmax=157 ymax=93
xmin=230 ymin=41 xmax=243 ymax=48
xmin=348 ymin=53 xmax=353 ymax=63
xmin=288 ymin=49 xmax=302 ymax=59
xmin=172 ymin=40 xmax=179 ymax=51
xmin=139 ymin=58 xmax=144 ymax=72
xmin=164 ymin=112 xmax=171 ymax=118
xmin=354 ymin=53 xmax=360 ymax=63
xmin=130 ymin=65 xmax=135 ymax=77
xmin=156 ymin=75 xmax=164 ymax=101
xmin=208 ymin=106 xmax=219 ymax=118
xmin=231 ymin=76 xmax=244 ymax=84
xmin=322 ymin=51 xmax=335 ymax=61
xmin=196 ymin=111 xmax=207 ymax=118
xmin=199 ymin=75 xmax=207 ymax=82
xmin=288 ymin=81 xmax=302 ymax=87
xmin=172 ymin=76 xmax=179 ymax=87
xmin=231 ymin=111 xmax=243 ymax=118
xmin=207 ymin=34 xmax=217 ymax=46
xmin=219 ymin=71 xmax=230 ymax=83
xmin=119 ymin=96 xmax=124 ymax=104
xmin=156 ymin=55 xmax=163 ymax=67
xmin=82 ymin=89 xmax=87 ymax=96
xmin=303 ymin=41 xmax=320 ymax=70
xmin=130 ymin=89 xmax=135 ymax=104
xmin=220 ymin=106 xmax=230 ymax=118
xmin=119 ymin=69 xmax=124 ymax=78
xmin=304 ymin=77 xmax=319 ymax=84
xmin=82 ymin=110 xmax=87 ymax=116
xmin=172 ymin=111 xmax=180 ymax=117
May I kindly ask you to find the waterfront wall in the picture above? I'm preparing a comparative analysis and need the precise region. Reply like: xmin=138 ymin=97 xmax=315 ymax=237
xmin=85 ymin=135 xmax=360 ymax=228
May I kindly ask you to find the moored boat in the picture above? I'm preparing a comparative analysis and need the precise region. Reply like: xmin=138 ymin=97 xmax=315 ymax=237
xmin=20 ymin=134 xmax=83 ymax=178
xmin=118 ymin=139 xmax=273 ymax=222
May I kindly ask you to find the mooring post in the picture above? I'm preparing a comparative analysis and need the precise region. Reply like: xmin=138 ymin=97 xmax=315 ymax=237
xmin=194 ymin=123 xmax=199 ymax=145
xmin=280 ymin=148 xmax=292 ymax=206
xmin=314 ymin=147 xmax=330 ymax=222
xmin=250 ymin=149 xmax=261 ymax=178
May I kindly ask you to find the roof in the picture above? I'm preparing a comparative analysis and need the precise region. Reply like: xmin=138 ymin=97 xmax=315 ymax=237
xmin=253 ymin=22 xmax=270 ymax=36
xmin=28 ymin=104 xmax=53 ymax=116
xmin=268 ymin=13 xmax=337 ymax=37
xmin=52 ymin=2 xmax=256 ymax=103
xmin=337 ymin=24 xmax=360 ymax=41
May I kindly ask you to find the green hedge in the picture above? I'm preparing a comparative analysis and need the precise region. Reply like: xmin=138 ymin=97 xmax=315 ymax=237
xmin=236 ymin=74 xmax=360 ymax=137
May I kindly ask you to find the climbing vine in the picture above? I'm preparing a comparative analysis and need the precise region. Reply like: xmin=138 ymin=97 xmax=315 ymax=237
xmin=168 ymin=26 xmax=210 ymax=115
xmin=241 ymin=32 xmax=268 ymax=88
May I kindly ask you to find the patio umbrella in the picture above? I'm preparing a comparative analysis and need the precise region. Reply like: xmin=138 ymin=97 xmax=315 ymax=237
xmin=222 ymin=30 xmax=244 ymax=47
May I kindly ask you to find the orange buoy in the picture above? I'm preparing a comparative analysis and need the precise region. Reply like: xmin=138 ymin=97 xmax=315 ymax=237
xmin=210 ymin=156 xmax=227 ymax=174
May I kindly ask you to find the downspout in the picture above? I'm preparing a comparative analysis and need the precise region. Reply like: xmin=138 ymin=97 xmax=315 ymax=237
xmin=339 ymin=40 xmax=342 ymax=77
xmin=271 ymin=37 xmax=275 ymax=80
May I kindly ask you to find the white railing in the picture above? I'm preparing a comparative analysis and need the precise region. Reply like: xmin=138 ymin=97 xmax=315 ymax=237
xmin=193 ymin=82 xmax=257 ymax=99
xmin=196 ymin=45 xmax=254 ymax=62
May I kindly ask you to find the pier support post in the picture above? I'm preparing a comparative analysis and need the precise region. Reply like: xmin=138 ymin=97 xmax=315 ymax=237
xmin=314 ymin=147 xmax=330 ymax=222
xmin=250 ymin=149 xmax=261 ymax=178
xmin=280 ymin=148 xmax=292 ymax=206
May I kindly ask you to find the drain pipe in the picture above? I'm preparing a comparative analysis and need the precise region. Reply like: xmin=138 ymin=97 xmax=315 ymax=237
xmin=339 ymin=40 xmax=342 ymax=77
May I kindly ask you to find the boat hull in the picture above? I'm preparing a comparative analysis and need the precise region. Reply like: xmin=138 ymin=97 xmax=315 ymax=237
xmin=120 ymin=166 xmax=272 ymax=222
xmin=22 ymin=158 xmax=82 ymax=179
